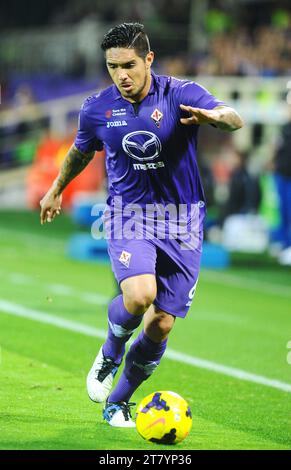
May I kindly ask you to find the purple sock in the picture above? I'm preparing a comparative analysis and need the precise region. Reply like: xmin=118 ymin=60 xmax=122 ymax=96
xmin=102 ymin=294 xmax=143 ymax=365
xmin=108 ymin=330 xmax=167 ymax=402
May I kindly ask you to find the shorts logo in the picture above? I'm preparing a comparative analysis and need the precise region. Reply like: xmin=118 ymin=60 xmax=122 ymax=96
xmin=186 ymin=279 xmax=198 ymax=307
xmin=119 ymin=250 xmax=132 ymax=268
xmin=151 ymin=108 xmax=163 ymax=128
xmin=122 ymin=131 xmax=162 ymax=161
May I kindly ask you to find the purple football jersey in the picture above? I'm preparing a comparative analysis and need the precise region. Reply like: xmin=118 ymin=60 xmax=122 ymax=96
xmin=74 ymin=72 xmax=224 ymax=210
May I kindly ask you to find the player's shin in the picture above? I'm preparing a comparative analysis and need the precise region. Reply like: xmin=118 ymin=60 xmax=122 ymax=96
xmin=102 ymin=294 xmax=143 ymax=364
xmin=108 ymin=330 xmax=167 ymax=402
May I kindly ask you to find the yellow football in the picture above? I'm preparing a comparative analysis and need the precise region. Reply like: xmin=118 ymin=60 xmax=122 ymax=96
xmin=136 ymin=391 xmax=192 ymax=444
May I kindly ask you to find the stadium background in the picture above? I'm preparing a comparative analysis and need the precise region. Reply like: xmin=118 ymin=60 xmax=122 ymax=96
xmin=0 ymin=0 xmax=290 ymax=450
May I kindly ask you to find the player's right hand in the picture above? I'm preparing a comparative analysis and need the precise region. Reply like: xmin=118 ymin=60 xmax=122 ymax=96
xmin=40 ymin=188 xmax=62 ymax=225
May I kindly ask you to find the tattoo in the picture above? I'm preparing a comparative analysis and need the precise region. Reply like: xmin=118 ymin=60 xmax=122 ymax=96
xmin=213 ymin=106 xmax=243 ymax=132
xmin=54 ymin=145 xmax=95 ymax=194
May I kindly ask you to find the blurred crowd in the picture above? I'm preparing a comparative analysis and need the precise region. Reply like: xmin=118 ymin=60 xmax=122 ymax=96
xmin=196 ymin=25 xmax=291 ymax=77
xmin=1 ymin=1 xmax=291 ymax=79
xmin=159 ymin=8 xmax=291 ymax=77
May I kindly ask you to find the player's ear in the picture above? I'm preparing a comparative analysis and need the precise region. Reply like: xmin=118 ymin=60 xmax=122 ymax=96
xmin=146 ymin=51 xmax=154 ymax=68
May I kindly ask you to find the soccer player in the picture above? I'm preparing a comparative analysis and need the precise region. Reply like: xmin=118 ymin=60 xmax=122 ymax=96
xmin=40 ymin=23 xmax=243 ymax=427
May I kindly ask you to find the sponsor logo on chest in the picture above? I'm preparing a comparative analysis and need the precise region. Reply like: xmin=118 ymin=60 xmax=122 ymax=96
xmin=112 ymin=108 xmax=127 ymax=116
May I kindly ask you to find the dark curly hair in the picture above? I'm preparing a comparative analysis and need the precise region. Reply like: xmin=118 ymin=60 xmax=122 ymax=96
xmin=101 ymin=22 xmax=150 ymax=59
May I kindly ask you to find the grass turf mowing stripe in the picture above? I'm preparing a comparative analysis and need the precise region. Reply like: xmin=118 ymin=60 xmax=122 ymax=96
xmin=3 ymin=268 xmax=291 ymax=306
xmin=202 ymin=271 xmax=291 ymax=298
xmin=1 ymin=298 xmax=291 ymax=394
xmin=4 ymin=271 xmax=109 ymax=306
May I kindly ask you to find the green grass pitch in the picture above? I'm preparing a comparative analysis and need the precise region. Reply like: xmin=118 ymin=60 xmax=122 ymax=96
xmin=0 ymin=210 xmax=290 ymax=450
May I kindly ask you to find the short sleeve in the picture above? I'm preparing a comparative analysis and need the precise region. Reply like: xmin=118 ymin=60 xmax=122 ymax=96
xmin=74 ymin=102 xmax=103 ymax=154
xmin=176 ymin=80 xmax=225 ymax=110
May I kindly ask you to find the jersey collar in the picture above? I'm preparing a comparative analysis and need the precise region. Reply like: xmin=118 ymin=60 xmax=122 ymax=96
xmin=113 ymin=71 xmax=157 ymax=101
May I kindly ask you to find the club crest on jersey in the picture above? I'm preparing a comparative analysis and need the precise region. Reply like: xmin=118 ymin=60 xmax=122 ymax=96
xmin=119 ymin=250 xmax=132 ymax=268
xmin=151 ymin=108 xmax=163 ymax=128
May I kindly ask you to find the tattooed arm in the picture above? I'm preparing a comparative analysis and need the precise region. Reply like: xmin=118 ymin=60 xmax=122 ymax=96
xmin=40 ymin=144 xmax=95 ymax=224
xmin=180 ymin=104 xmax=243 ymax=132
xmin=210 ymin=105 xmax=244 ymax=131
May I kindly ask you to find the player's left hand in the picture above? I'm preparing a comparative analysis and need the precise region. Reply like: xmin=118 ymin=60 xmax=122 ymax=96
xmin=180 ymin=104 xmax=218 ymax=126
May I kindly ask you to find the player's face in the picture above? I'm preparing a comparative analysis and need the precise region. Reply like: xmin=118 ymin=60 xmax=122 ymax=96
xmin=105 ymin=48 xmax=154 ymax=103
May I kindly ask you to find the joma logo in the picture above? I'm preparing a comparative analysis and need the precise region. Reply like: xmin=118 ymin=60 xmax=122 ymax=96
xmin=107 ymin=120 xmax=128 ymax=128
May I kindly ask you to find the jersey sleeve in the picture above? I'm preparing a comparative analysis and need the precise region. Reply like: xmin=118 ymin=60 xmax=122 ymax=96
xmin=175 ymin=80 xmax=225 ymax=110
xmin=74 ymin=100 xmax=103 ymax=154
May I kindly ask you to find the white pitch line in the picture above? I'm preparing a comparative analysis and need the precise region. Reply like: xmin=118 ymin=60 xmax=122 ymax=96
xmin=8 ymin=273 xmax=33 ymax=285
xmin=47 ymin=284 xmax=109 ymax=305
xmin=1 ymin=299 xmax=291 ymax=394
xmin=0 ymin=299 xmax=107 ymax=339
xmin=164 ymin=350 xmax=291 ymax=393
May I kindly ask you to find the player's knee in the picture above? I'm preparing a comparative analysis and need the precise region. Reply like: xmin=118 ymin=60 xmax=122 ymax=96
xmin=124 ymin=285 xmax=156 ymax=315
